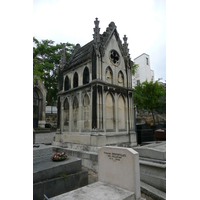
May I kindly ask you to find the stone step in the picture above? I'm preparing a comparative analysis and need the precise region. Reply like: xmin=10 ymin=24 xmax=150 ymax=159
xmin=134 ymin=142 xmax=166 ymax=192
xmin=34 ymin=170 xmax=88 ymax=200
xmin=33 ymin=144 xmax=88 ymax=200
xmin=140 ymin=181 xmax=166 ymax=200
xmin=49 ymin=181 xmax=136 ymax=200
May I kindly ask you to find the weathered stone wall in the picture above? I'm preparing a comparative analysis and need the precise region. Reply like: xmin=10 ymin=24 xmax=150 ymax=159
xmin=46 ymin=113 xmax=57 ymax=124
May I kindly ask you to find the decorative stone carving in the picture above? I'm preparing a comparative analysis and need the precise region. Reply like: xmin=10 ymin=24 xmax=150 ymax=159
xmin=73 ymin=96 xmax=79 ymax=130
xmin=123 ymin=35 xmax=130 ymax=58
xmin=118 ymin=71 xmax=124 ymax=87
xmin=110 ymin=50 xmax=120 ymax=66
xmin=105 ymin=67 xmax=113 ymax=84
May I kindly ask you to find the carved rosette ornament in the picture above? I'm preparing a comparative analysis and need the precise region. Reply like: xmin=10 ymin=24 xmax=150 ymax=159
xmin=110 ymin=50 xmax=120 ymax=66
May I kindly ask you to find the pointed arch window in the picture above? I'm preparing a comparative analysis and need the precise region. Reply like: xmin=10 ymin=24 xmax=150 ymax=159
xmin=63 ymin=98 xmax=69 ymax=130
xmin=64 ymin=76 xmax=70 ymax=91
xmin=83 ymin=67 xmax=90 ymax=85
xmin=73 ymin=72 xmax=78 ymax=88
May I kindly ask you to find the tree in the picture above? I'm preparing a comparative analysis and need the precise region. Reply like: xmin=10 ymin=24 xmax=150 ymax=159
xmin=132 ymin=62 xmax=138 ymax=76
xmin=133 ymin=79 xmax=166 ymax=125
xmin=33 ymin=37 xmax=75 ymax=105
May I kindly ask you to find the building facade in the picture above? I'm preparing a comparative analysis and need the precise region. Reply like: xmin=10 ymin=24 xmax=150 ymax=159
xmin=55 ymin=18 xmax=136 ymax=147
xmin=132 ymin=53 xmax=154 ymax=87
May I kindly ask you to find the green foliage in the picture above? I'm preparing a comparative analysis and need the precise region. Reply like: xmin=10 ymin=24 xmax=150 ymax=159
xmin=61 ymin=173 xmax=67 ymax=181
xmin=133 ymin=80 xmax=166 ymax=124
xmin=33 ymin=37 xmax=75 ymax=104
xmin=131 ymin=62 xmax=138 ymax=76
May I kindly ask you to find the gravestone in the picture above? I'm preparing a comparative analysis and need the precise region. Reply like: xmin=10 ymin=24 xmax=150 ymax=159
xmin=98 ymin=146 xmax=142 ymax=200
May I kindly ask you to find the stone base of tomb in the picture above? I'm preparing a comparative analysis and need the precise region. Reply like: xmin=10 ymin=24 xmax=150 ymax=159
xmin=49 ymin=181 xmax=136 ymax=200
xmin=33 ymin=144 xmax=88 ymax=200
xmin=53 ymin=131 xmax=137 ymax=148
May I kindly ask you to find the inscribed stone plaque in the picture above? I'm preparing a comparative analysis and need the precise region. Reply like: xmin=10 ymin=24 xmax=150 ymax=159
xmin=98 ymin=146 xmax=141 ymax=200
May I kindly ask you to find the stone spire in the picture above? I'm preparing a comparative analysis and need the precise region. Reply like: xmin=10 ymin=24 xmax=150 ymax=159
xmin=123 ymin=35 xmax=130 ymax=58
xmin=60 ymin=43 xmax=66 ymax=69
xmin=93 ymin=18 xmax=101 ymax=54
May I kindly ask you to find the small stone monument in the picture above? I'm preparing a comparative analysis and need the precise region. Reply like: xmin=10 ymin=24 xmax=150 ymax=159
xmin=98 ymin=146 xmax=142 ymax=200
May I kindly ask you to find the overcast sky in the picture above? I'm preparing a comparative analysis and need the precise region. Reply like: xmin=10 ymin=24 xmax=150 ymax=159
xmin=33 ymin=0 xmax=166 ymax=81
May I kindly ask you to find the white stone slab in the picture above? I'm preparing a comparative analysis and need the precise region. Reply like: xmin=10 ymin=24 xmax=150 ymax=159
xmin=98 ymin=146 xmax=141 ymax=200
xmin=49 ymin=181 xmax=134 ymax=200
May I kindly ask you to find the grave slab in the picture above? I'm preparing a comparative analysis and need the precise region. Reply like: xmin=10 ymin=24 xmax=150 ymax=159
xmin=134 ymin=142 xmax=166 ymax=194
xmin=134 ymin=141 xmax=166 ymax=161
xmin=49 ymin=181 xmax=135 ymax=200
xmin=33 ymin=156 xmax=82 ymax=183
xmin=33 ymin=144 xmax=88 ymax=200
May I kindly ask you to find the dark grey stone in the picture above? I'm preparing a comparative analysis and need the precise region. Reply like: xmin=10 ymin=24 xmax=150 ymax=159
xmin=33 ymin=156 xmax=82 ymax=183
xmin=33 ymin=170 xmax=88 ymax=200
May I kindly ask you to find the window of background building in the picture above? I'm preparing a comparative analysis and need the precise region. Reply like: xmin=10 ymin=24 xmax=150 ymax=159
xmin=146 ymin=57 xmax=148 ymax=65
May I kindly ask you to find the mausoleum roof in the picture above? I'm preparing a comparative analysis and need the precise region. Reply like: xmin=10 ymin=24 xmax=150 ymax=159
xmin=67 ymin=40 xmax=93 ymax=69
xmin=61 ymin=18 xmax=132 ymax=71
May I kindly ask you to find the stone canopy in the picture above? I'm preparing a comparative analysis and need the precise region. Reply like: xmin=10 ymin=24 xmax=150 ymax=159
xmin=55 ymin=18 xmax=136 ymax=147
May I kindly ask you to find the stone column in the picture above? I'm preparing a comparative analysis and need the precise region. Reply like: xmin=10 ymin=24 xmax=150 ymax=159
xmin=60 ymin=97 xmax=64 ymax=133
xmin=126 ymin=96 xmax=129 ymax=131
xmin=103 ymin=91 xmax=106 ymax=132
xmin=69 ymin=95 xmax=72 ymax=133
xmin=115 ymin=93 xmax=118 ymax=133
xmin=78 ymin=92 xmax=81 ymax=133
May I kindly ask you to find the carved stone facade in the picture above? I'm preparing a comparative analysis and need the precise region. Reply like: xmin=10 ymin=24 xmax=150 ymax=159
xmin=33 ymin=77 xmax=47 ymax=128
xmin=55 ymin=18 xmax=136 ymax=147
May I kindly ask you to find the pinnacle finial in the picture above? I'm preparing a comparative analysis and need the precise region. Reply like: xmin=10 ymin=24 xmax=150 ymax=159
xmin=94 ymin=18 xmax=99 ymax=28
xmin=123 ymin=35 xmax=129 ymax=57
xmin=93 ymin=18 xmax=101 ymax=56
xmin=60 ymin=43 xmax=66 ymax=68
xmin=123 ymin=35 xmax=128 ymax=44
xmin=93 ymin=17 xmax=101 ymax=48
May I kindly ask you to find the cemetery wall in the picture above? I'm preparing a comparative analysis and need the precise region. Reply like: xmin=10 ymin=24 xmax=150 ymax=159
xmin=136 ymin=113 xmax=166 ymax=124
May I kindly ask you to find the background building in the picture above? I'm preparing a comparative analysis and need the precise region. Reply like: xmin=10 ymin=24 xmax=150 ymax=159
xmin=132 ymin=53 xmax=154 ymax=87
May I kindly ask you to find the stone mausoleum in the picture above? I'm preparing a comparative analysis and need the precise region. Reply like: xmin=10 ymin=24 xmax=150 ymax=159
xmin=33 ymin=77 xmax=47 ymax=128
xmin=54 ymin=18 xmax=136 ymax=147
